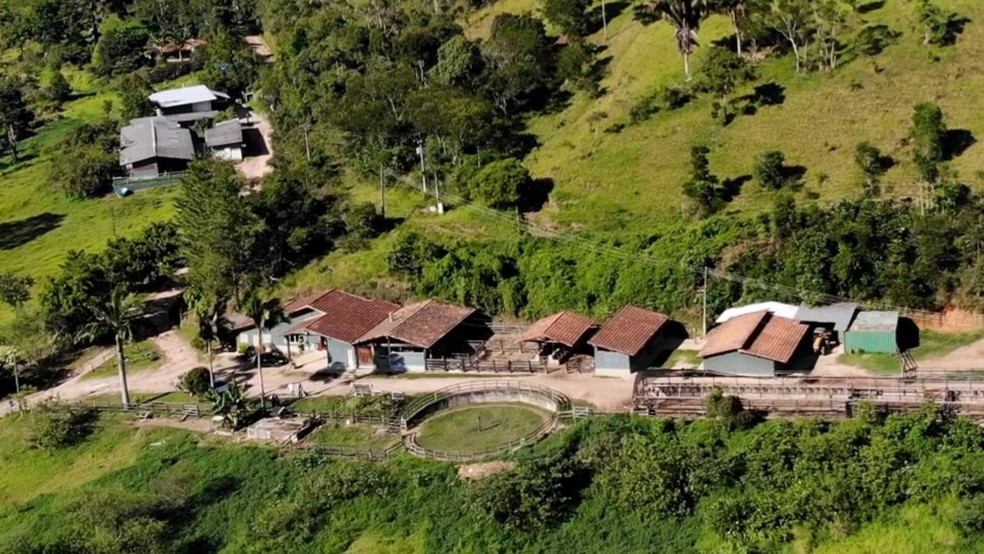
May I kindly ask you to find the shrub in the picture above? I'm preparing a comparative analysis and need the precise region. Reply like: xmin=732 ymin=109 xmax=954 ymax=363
xmin=344 ymin=202 xmax=383 ymax=239
xmin=754 ymin=150 xmax=788 ymax=190
xmin=912 ymin=102 xmax=946 ymax=182
xmin=706 ymin=388 xmax=753 ymax=430
xmin=469 ymin=158 xmax=532 ymax=209
xmin=179 ymin=367 xmax=212 ymax=398
xmin=29 ymin=407 xmax=97 ymax=449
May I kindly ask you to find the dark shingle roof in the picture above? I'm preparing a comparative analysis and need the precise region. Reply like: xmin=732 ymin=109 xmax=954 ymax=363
xmin=589 ymin=306 xmax=670 ymax=356
xmin=521 ymin=311 xmax=597 ymax=347
xmin=357 ymin=300 xmax=476 ymax=348
xmin=119 ymin=117 xmax=194 ymax=165
xmin=205 ymin=119 xmax=243 ymax=148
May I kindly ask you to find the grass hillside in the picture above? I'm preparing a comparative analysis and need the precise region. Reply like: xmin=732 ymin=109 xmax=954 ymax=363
xmin=298 ymin=0 xmax=984 ymax=300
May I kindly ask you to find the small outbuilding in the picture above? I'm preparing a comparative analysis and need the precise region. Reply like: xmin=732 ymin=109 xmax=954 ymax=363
xmin=205 ymin=119 xmax=245 ymax=161
xmin=521 ymin=311 xmax=597 ymax=365
xmin=356 ymin=300 xmax=479 ymax=373
xmin=699 ymin=311 xmax=811 ymax=376
xmin=793 ymin=302 xmax=858 ymax=342
xmin=589 ymin=306 xmax=670 ymax=375
xmin=844 ymin=311 xmax=900 ymax=354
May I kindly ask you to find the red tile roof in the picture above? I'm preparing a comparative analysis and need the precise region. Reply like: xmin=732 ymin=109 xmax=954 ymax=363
xmin=357 ymin=300 xmax=476 ymax=349
xmin=699 ymin=311 xmax=769 ymax=358
xmin=293 ymin=290 xmax=399 ymax=344
xmin=745 ymin=315 xmax=811 ymax=364
xmin=521 ymin=311 xmax=597 ymax=347
xmin=699 ymin=311 xmax=809 ymax=364
xmin=589 ymin=306 xmax=670 ymax=356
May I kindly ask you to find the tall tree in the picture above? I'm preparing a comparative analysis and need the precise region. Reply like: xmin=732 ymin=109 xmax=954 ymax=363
xmin=912 ymin=102 xmax=946 ymax=184
xmin=176 ymin=160 xmax=261 ymax=308
xmin=82 ymin=286 xmax=143 ymax=407
xmin=0 ymin=76 xmax=34 ymax=161
xmin=708 ymin=0 xmax=750 ymax=56
xmin=768 ymin=0 xmax=813 ymax=73
xmin=644 ymin=0 xmax=710 ymax=79
xmin=193 ymin=294 xmax=228 ymax=388
xmin=241 ymin=293 xmax=286 ymax=409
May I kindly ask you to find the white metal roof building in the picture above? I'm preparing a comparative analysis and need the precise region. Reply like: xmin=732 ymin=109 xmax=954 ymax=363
xmin=149 ymin=85 xmax=230 ymax=109
xmin=716 ymin=302 xmax=798 ymax=324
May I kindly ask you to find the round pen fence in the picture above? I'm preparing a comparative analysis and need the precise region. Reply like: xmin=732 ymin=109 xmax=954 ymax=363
xmin=398 ymin=380 xmax=571 ymax=462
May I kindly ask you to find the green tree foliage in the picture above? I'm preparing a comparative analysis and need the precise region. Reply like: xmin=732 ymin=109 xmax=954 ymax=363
xmin=118 ymin=71 xmax=155 ymax=120
xmin=46 ymin=69 xmax=72 ymax=104
xmin=754 ymin=150 xmax=788 ymax=190
xmin=431 ymin=35 xmax=486 ymax=89
xmin=643 ymin=0 xmax=710 ymax=79
xmin=179 ymin=367 xmax=213 ymax=398
xmin=917 ymin=0 xmax=961 ymax=46
xmin=682 ymin=144 xmax=725 ymax=216
xmin=80 ymin=285 xmax=144 ymax=406
xmin=542 ymin=0 xmax=594 ymax=37
xmin=0 ymin=273 xmax=34 ymax=309
xmin=484 ymin=14 xmax=558 ymax=113
xmin=468 ymin=158 xmax=532 ymax=209
xmin=694 ymin=45 xmax=755 ymax=123
xmin=854 ymin=141 xmax=889 ymax=190
xmin=176 ymin=160 xmax=261 ymax=305
xmin=29 ymin=406 xmax=97 ymax=449
xmin=344 ymin=202 xmax=383 ymax=240
xmin=92 ymin=24 xmax=151 ymax=76
xmin=556 ymin=39 xmax=601 ymax=96
xmin=200 ymin=30 xmax=258 ymax=96
xmin=707 ymin=0 xmax=751 ymax=55
xmin=0 ymin=76 xmax=35 ymax=161
xmin=912 ymin=101 xmax=947 ymax=183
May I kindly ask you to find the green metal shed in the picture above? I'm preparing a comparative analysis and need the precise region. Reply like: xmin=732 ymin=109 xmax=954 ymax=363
xmin=844 ymin=311 xmax=899 ymax=353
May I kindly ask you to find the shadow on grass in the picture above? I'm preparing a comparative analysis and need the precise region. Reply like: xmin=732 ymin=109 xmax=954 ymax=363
xmin=944 ymin=129 xmax=976 ymax=160
xmin=0 ymin=212 xmax=66 ymax=251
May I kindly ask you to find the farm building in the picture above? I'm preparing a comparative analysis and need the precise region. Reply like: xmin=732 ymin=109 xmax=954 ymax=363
xmin=589 ymin=306 xmax=670 ymax=374
xmin=699 ymin=311 xmax=811 ymax=376
xmin=716 ymin=301 xmax=798 ymax=324
xmin=521 ymin=311 xmax=597 ymax=366
xmin=205 ymin=119 xmax=245 ymax=161
xmin=153 ymin=39 xmax=207 ymax=62
xmin=793 ymin=302 xmax=858 ymax=342
xmin=844 ymin=311 xmax=901 ymax=353
xmin=149 ymin=85 xmax=230 ymax=123
xmin=233 ymin=293 xmax=332 ymax=352
xmin=284 ymin=291 xmax=399 ymax=370
xmin=355 ymin=300 xmax=480 ymax=373
xmin=118 ymin=117 xmax=195 ymax=180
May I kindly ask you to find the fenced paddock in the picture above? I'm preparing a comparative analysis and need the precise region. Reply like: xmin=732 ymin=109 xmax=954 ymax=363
xmin=398 ymin=380 xmax=571 ymax=462
xmin=634 ymin=371 xmax=984 ymax=419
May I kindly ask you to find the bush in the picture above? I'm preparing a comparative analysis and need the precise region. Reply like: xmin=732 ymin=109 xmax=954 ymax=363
xmin=469 ymin=158 xmax=532 ymax=209
xmin=344 ymin=202 xmax=383 ymax=239
xmin=754 ymin=150 xmax=788 ymax=190
xmin=179 ymin=367 xmax=213 ymax=398
xmin=29 ymin=407 xmax=97 ymax=449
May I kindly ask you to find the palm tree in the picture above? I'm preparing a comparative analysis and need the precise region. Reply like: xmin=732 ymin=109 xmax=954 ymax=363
xmin=195 ymin=302 xmax=229 ymax=390
xmin=644 ymin=0 xmax=710 ymax=79
xmin=242 ymin=292 xmax=287 ymax=410
xmin=83 ymin=286 xmax=143 ymax=407
xmin=708 ymin=0 xmax=749 ymax=56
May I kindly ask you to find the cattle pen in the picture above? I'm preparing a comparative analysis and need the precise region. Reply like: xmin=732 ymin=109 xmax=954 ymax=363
xmin=634 ymin=371 xmax=984 ymax=420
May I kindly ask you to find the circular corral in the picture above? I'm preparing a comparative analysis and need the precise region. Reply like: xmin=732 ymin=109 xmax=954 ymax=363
xmin=415 ymin=404 xmax=550 ymax=454
xmin=400 ymin=380 xmax=571 ymax=461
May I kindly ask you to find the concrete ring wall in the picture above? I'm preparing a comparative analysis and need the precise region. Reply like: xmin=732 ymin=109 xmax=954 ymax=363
xmin=403 ymin=386 xmax=566 ymax=429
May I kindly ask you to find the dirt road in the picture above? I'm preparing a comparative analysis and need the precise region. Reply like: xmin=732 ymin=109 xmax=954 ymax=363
xmin=236 ymin=111 xmax=274 ymax=180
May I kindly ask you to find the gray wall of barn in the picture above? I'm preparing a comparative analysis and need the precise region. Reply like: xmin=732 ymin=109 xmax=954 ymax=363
xmin=703 ymin=352 xmax=777 ymax=376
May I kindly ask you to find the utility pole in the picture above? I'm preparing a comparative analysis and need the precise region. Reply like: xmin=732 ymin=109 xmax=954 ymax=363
xmin=702 ymin=267 xmax=708 ymax=339
xmin=416 ymin=139 xmax=427 ymax=193
xmin=379 ymin=163 xmax=387 ymax=219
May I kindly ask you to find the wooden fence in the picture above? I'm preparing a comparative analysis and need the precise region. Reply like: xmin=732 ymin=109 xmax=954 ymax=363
xmin=307 ymin=444 xmax=404 ymax=461
xmin=42 ymin=400 xmax=207 ymax=419
xmin=424 ymin=357 xmax=546 ymax=373
xmin=402 ymin=415 xmax=558 ymax=462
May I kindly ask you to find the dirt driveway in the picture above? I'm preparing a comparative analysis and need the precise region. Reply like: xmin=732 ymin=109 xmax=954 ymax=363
xmin=236 ymin=111 xmax=274 ymax=181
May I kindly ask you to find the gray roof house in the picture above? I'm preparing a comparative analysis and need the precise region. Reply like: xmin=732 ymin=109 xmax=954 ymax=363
xmin=149 ymin=85 xmax=231 ymax=124
xmin=205 ymin=119 xmax=245 ymax=161
xmin=119 ymin=117 xmax=195 ymax=180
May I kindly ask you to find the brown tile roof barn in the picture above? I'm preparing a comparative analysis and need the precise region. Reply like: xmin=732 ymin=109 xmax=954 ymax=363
xmin=589 ymin=306 xmax=670 ymax=356
xmin=699 ymin=311 xmax=769 ymax=358
xmin=298 ymin=290 xmax=399 ymax=344
xmin=700 ymin=311 xmax=810 ymax=364
xmin=521 ymin=311 xmax=597 ymax=347
xmin=357 ymin=300 xmax=477 ymax=348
